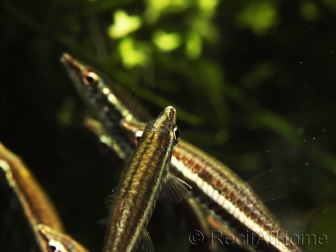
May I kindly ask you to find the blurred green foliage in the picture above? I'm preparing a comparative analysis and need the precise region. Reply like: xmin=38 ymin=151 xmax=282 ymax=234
xmin=1 ymin=0 xmax=336 ymax=251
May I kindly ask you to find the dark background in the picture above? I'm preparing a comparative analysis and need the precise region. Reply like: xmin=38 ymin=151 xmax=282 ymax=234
xmin=1 ymin=0 xmax=336 ymax=251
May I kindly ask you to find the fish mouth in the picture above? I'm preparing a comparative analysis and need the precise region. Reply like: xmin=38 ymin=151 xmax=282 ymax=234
xmin=60 ymin=53 xmax=83 ymax=76
xmin=150 ymin=106 xmax=177 ymax=134
xmin=161 ymin=106 xmax=177 ymax=125
xmin=164 ymin=106 xmax=176 ymax=119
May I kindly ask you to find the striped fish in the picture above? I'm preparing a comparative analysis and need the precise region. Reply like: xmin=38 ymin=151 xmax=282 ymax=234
xmin=103 ymin=106 xmax=184 ymax=252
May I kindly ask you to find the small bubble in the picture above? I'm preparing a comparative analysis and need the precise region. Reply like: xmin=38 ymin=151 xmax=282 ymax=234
xmin=322 ymin=128 xmax=326 ymax=133
xmin=266 ymin=150 xmax=268 ymax=153
xmin=306 ymin=163 xmax=308 ymax=165
xmin=332 ymin=51 xmax=334 ymax=54
xmin=303 ymin=140 xmax=306 ymax=142
xmin=300 ymin=62 xmax=303 ymax=64
xmin=313 ymin=137 xmax=315 ymax=140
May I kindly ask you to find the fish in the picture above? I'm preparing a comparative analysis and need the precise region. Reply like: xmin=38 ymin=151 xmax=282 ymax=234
xmin=102 ymin=106 xmax=185 ymax=252
xmin=0 ymin=142 xmax=88 ymax=252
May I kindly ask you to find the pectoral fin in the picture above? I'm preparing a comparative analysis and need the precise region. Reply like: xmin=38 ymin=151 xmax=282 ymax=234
xmin=138 ymin=231 xmax=154 ymax=252
xmin=163 ymin=173 xmax=192 ymax=203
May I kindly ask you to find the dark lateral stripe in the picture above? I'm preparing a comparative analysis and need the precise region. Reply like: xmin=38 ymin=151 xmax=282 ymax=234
xmin=170 ymin=140 xmax=301 ymax=252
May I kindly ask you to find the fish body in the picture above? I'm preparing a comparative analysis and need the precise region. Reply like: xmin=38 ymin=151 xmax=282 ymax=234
xmin=103 ymin=106 xmax=179 ymax=252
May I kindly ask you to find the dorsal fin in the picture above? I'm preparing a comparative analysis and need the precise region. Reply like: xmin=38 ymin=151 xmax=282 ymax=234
xmin=248 ymin=167 xmax=288 ymax=202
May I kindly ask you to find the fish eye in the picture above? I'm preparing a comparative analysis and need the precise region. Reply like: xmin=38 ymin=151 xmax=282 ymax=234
xmin=135 ymin=131 xmax=143 ymax=143
xmin=82 ymin=70 xmax=99 ymax=88
xmin=49 ymin=246 xmax=57 ymax=252
xmin=47 ymin=241 xmax=64 ymax=252
xmin=173 ymin=125 xmax=180 ymax=141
